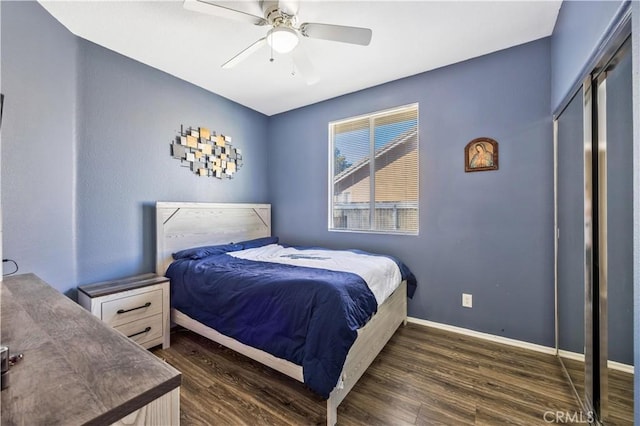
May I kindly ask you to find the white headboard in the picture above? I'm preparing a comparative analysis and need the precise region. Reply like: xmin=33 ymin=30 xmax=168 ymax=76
xmin=155 ymin=202 xmax=271 ymax=275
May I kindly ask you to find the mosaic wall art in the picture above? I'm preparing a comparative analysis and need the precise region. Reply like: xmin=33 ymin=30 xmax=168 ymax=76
xmin=171 ymin=125 xmax=243 ymax=179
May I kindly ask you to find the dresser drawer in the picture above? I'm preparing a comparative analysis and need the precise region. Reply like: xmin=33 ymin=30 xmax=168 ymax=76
xmin=102 ymin=289 xmax=163 ymax=327
xmin=114 ymin=313 xmax=163 ymax=346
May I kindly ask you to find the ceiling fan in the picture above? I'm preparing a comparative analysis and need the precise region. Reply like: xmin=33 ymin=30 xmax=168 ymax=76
xmin=183 ymin=0 xmax=373 ymax=84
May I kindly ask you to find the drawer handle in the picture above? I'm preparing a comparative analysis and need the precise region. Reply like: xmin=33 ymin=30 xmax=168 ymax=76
xmin=117 ymin=302 xmax=151 ymax=315
xmin=127 ymin=327 xmax=152 ymax=339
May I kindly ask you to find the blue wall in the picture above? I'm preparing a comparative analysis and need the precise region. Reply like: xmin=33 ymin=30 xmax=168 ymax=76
xmin=76 ymin=40 xmax=269 ymax=285
xmin=268 ymin=39 xmax=555 ymax=346
xmin=550 ymin=0 xmax=625 ymax=111
xmin=1 ymin=1 xmax=78 ymax=291
xmin=633 ymin=4 xmax=639 ymax=423
xmin=1 ymin=2 xmax=269 ymax=295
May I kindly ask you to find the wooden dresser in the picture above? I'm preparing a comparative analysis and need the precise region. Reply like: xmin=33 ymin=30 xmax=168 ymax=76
xmin=0 ymin=274 xmax=181 ymax=425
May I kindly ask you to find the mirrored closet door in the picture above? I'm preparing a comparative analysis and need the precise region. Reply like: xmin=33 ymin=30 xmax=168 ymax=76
xmin=555 ymin=85 xmax=587 ymax=406
xmin=597 ymin=37 xmax=633 ymax=425
xmin=555 ymin=22 xmax=633 ymax=425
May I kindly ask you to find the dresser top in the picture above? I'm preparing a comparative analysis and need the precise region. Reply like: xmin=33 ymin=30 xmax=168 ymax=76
xmin=1 ymin=273 xmax=181 ymax=425
xmin=78 ymin=273 xmax=169 ymax=298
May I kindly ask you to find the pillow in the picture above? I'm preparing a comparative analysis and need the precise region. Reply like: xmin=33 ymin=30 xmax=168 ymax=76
xmin=237 ymin=236 xmax=279 ymax=250
xmin=172 ymin=242 xmax=241 ymax=260
xmin=171 ymin=236 xmax=278 ymax=260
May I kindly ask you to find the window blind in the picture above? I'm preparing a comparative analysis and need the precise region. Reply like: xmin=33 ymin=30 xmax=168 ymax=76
xmin=329 ymin=104 xmax=419 ymax=234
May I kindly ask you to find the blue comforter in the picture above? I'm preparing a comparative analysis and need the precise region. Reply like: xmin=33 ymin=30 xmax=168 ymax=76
xmin=166 ymin=242 xmax=415 ymax=398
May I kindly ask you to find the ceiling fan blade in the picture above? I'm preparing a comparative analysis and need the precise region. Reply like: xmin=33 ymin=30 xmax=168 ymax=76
xmin=292 ymin=49 xmax=319 ymax=85
xmin=222 ymin=37 xmax=267 ymax=69
xmin=183 ymin=0 xmax=268 ymax=26
xmin=299 ymin=23 xmax=372 ymax=46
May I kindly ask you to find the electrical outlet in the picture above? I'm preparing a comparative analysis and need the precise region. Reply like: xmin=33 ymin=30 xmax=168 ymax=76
xmin=462 ymin=293 xmax=473 ymax=308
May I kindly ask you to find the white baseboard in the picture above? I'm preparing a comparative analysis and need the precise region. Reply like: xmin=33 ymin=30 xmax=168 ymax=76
xmin=407 ymin=317 xmax=556 ymax=355
xmin=408 ymin=318 xmax=635 ymax=375
xmin=558 ymin=349 xmax=635 ymax=375
xmin=558 ymin=349 xmax=584 ymax=362
xmin=609 ymin=360 xmax=635 ymax=374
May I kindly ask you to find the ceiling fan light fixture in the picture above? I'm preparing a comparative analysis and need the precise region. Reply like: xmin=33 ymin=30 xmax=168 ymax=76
xmin=267 ymin=27 xmax=299 ymax=54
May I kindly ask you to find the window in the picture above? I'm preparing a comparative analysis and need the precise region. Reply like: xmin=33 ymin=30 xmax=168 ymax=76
xmin=329 ymin=104 xmax=418 ymax=234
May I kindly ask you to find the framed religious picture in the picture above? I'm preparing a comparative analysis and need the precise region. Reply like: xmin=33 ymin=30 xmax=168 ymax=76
xmin=465 ymin=137 xmax=498 ymax=172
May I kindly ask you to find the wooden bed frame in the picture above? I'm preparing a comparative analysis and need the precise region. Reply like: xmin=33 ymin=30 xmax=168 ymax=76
xmin=155 ymin=202 xmax=407 ymax=425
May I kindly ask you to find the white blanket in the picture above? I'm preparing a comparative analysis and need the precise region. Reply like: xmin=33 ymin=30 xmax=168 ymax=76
xmin=228 ymin=244 xmax=402 ymax=306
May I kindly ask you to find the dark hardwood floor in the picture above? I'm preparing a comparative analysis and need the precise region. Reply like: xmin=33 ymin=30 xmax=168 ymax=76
xmin=561 ymin=357 xmax=633 ymax=426
xmin=153 ymin=324 xmax=586 ymax=425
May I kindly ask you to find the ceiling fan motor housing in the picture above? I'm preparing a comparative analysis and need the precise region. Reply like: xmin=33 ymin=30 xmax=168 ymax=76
xmin=261 ymin=1 xmax=297 ymax=28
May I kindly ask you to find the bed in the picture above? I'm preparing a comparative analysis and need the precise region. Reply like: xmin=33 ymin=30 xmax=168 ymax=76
xmin=155 ymin=202 xmax=415 ymax=425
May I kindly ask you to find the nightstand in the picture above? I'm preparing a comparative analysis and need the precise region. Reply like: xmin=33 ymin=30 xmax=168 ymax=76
xmin=78 ymin=273 xmax=170 ymax=349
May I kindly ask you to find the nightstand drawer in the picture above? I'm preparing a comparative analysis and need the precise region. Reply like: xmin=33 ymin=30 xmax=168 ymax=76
xmin=102 ymin=289 xmax=163 ymax=327
xmin=114 ymin=313 xmax=163 ymax=346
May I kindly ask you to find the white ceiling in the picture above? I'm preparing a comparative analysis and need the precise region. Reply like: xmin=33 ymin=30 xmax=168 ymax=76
xmin=39 ymin=0 xmax=562 ymax=116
